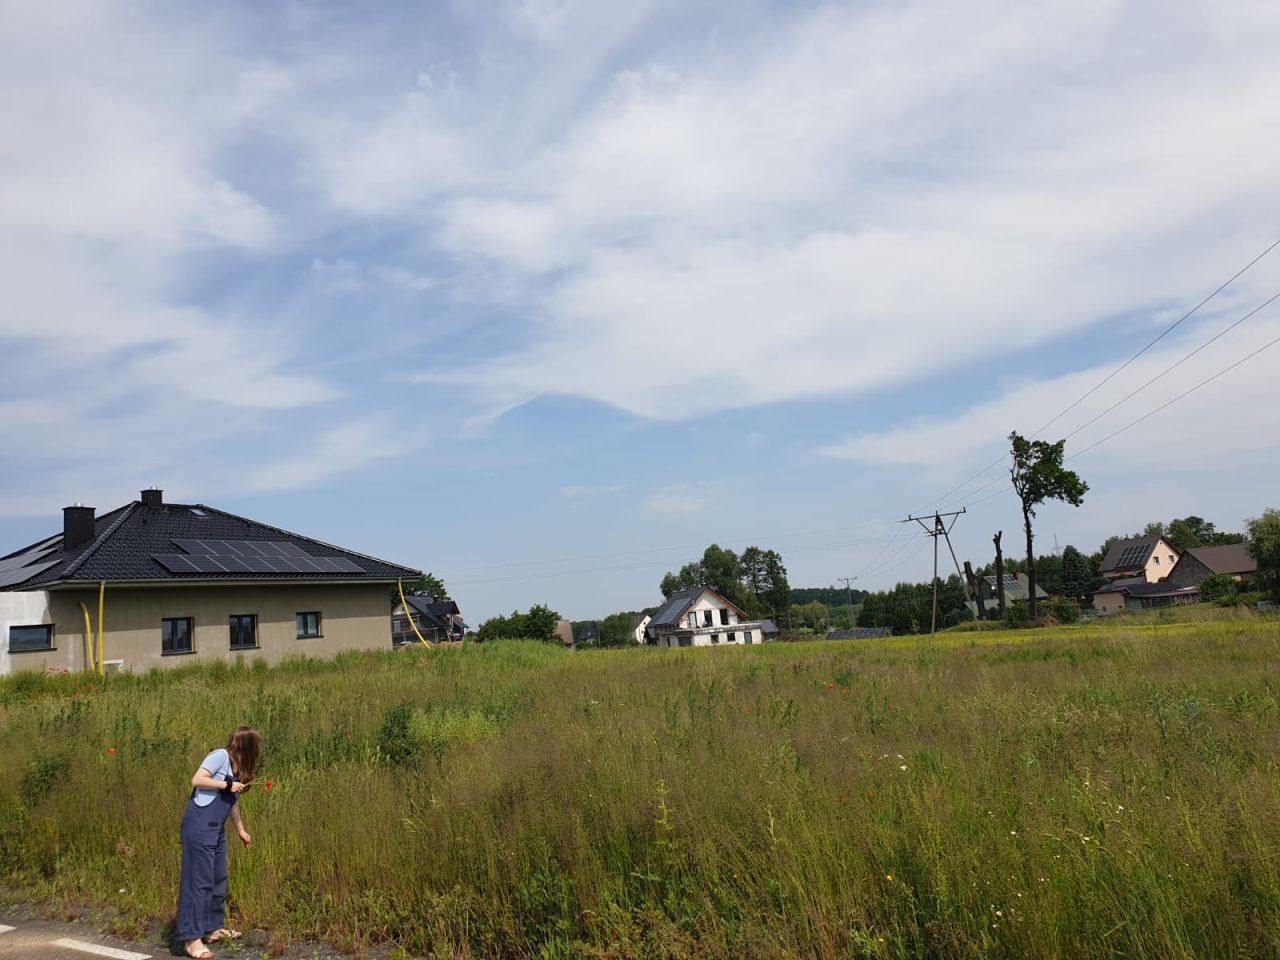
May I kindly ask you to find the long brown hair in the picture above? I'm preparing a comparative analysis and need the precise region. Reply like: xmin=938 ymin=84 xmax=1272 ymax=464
xmin=226 ymin=726 xmax=261 ymax=783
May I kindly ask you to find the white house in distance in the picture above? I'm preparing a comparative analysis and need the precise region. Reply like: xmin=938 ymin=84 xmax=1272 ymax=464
xmin=644 ymin=586 xmax=769 ymax=647
xmin=630 ymin=613 xmax=651 ymax=645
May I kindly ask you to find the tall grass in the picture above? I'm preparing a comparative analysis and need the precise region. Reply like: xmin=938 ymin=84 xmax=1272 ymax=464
xmin=2 ymin=621 xmax=1279 ymax=958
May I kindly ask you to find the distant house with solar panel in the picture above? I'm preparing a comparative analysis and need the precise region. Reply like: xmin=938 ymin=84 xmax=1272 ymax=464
xmin=643 ymin=586 xmax=770 ymax=647
xmin=0 ymin=489 xmax=420 ymax=676
xmin=967 ymin=573 xmax=1048 ymax=617
xmin=1098 ymin=535 xmax=1180 ymax=584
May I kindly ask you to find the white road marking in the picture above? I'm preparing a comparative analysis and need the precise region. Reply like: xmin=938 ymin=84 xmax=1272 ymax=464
xmin=50 ymin=939 xmax=150 ymax=959
xmin=0 ymin=925 xmax=14 ymax=934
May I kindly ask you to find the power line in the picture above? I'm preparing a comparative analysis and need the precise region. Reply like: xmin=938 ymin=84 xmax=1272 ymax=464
xmin=919 ymin=238 xmax=1280 ymax=511
xmin=933 ymin=289 xmax=1280 ymax=515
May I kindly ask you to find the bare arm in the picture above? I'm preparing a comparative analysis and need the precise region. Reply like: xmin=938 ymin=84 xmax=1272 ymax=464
xmin=191 ymin=767 xmax=246 ymax=794
xmin=229 ymin=803 xmax=251 ymax=847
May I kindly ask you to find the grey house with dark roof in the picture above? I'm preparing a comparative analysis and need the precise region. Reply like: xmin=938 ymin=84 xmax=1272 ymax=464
xmin=391 ymin=597 xmax=468 ymax=646
xmin=0 ymin=489 xmax=420 ymax=675
xmin=1164 ymin=544 xmax=1256 ymax=590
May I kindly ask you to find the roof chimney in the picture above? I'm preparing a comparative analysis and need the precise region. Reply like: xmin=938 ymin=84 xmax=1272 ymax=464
xmin=63 ymin=503 xmax=96 ymax=549
xmin=141 ymin=487 xmax=163 ymax=509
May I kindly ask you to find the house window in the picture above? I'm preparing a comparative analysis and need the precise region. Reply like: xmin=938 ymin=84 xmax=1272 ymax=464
xmin=719 ymin=609 xmax=730 ymax=625
xmin=296 ymin=611 xmax=322 ymax=638
xmin=1153 ymin=556 xmax=1160 ymax=565
xmin=727 ymin=631 xmax=737 ymax=643
xmin=229 ymin=614 xmax=258 ymax=650
xmin=1169 ymin=555 xmax=1175 ymax=563
xmin=711 ymin=634 xmax=720 ymax=644
xmin=678 ymin=635 xmax=692 ymax=647
xmin=703 ymin=610 xmax=713 ymax=627
xmin=9 ymin=624 xmax=53 ymax=653
xmin=688 ymin=612 xmax=698 ymax=629
xmin=162 ymin=617 xmax=194 ymax=655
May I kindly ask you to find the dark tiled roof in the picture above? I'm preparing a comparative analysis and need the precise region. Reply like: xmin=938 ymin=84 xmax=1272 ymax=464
xmin=1 ymin=499 xmax=420 ymax=590
xmin=759 ymin=619 xmax=780 ymax=634
xmin=1093 ymin=576 xmax=1147 ymax=594
xmin=648 ymin=587 xmax=706 ymax=628
xmin=1181 ymin=544 xmax=1256 ymax=575
xmin=1099 ymin=536 xmax=1164 ymax=574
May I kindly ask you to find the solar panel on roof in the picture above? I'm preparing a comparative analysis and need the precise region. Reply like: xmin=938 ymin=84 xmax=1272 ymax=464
xmin=155 ymin=555 xmax=201 ymax=574
xmin=0 ymin=558 xmax=61 ymax=589
xmin=0 ymin=542 xmax=59 ymax=575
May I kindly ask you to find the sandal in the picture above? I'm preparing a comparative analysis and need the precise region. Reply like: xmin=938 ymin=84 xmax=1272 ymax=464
xmin=207 ymin=927 xmax=242 ymax=942
xmin=185 ymin=944 xmax=213 ymax=960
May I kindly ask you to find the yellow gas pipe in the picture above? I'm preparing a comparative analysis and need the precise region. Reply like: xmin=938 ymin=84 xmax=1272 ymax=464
xmin=79 ymin=602 xmax=96 ymax=673
xmin=77 ymin=582 xmax=107 ymax=675
xmin=396 ymin=578 xmax=431 ymax=648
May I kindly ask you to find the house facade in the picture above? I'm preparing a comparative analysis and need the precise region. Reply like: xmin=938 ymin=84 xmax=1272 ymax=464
xmin=644 ymin=586 xmax=769 ymax=647
xmin=1098 ymin=536 xmax=1180 ymax=583
xmin=0 ymin=490 xmax=420 ymax=676
xmin=630 ymin=613 xmax=652 ymax=645
xmin=968 ymin=573 xmax=1049 ymax=617
xmin=1164 ymin=544 xmax=1256 ymax=589
xmin=391 ymin=597 xmax=468 ymax=645
xmin=1091 ymin=577 xmax=1199 ymax=614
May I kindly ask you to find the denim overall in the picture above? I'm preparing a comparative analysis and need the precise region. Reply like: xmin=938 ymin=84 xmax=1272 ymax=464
xmin=176 ymin=779 xmax=236 ymax=942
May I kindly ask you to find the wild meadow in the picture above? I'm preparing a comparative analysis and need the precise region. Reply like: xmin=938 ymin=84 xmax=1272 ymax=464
xmin=2 ymin=613 xmax=1280 ymax=959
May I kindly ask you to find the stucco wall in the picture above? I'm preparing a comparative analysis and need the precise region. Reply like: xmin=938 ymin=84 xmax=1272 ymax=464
xmin=3 ymin=582 xmax=392 ymax=675
xmin=1092 ymin=591 xmax=1127 ymax=616
xmin=0 ymin=590 xmax=54 ymax=676
xmin=1143 ymin=539 xmax=1179 ymax=583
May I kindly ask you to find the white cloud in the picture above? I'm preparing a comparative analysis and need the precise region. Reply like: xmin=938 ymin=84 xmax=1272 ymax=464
xmin=819 ymin=312 xmax=1280 ymax=494
xmin=389 ymin=0 xmax=1280 ymax=422
xmin=240 ymin=418 xmax=410 ymax=494
xmin=646 ymin=484 xmax=708 ymax=516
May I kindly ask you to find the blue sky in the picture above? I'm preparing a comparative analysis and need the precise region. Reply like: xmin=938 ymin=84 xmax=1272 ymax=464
xmin=2 ymin=0 xmax=1279 ymax=622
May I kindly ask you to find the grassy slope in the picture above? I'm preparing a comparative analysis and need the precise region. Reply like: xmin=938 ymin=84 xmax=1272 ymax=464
xmin=2 ymin=615 xmax=1279 ymax=959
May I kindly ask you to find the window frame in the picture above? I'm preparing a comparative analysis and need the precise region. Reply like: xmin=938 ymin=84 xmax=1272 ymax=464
xmin=8 ymin=623 xmax=54 ymax=653
xmin=296 ymin=611 xmax=322 ymax=639
xmin=228 ymin=614 xmax=258 ymax=651
xmin=162 ymin=617 xmax=195 ymax=656
xmin=727 ymin=631 xmax=737 ymax=643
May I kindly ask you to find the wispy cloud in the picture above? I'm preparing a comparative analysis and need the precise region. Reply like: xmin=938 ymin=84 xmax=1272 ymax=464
xmin=646 ymin=484 xmax=708 ymax=517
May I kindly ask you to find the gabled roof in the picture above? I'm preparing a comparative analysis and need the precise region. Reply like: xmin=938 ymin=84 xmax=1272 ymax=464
xmin=1100 ymin=536 xmax=1173 ymax=574
xmin=0 ymin=499 xmax=420 ymax=591
xmin=629 ymin=612 xmax=651 ymax=630
xmin=648 ymin=586 xmax=751 ymax=628
xmin=759 ymin=618 xmax=780 ymax=634
xmin=1178 ymin=544 xmax=1256 ymax=576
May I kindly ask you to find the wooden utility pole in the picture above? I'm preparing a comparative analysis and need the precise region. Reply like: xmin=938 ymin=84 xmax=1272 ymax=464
xmin=964 ymin=560 xmax=987 ymax=619
xmin=993 ymin=531 xmax=1007 ymax=619
xmin=836 ymin=576 xmax=858 ymax=624
xmin=902 ymin=510 xmax=968 ymax=636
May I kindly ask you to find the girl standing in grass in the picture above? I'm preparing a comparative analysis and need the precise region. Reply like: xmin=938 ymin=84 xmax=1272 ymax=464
xmin=176 ymin=726 xmax=260 ymax=960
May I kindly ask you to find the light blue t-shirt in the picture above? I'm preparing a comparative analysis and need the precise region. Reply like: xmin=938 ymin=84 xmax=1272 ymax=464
xmin=193 ymin=748 xmax=234 ymax=807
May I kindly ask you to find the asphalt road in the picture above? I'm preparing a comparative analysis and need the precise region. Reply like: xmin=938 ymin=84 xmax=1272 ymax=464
xmin=0 ymin=919 xmax=159 ymax=959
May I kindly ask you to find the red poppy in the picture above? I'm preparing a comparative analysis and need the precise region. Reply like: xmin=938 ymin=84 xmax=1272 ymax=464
xmin=106 ymin=748 xmax=116 ymax=755
xmin=264 ymin=780 xmax=273 ymax=792
xmin=827 ymin=683 xmax=834 ymax=689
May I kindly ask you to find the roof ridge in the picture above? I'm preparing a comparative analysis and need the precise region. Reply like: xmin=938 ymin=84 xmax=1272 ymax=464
xmin=60 ymin=503 xmax=138 ymax=579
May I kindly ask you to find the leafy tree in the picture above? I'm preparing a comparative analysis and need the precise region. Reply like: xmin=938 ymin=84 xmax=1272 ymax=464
xmin=1060 ymin=545 xmax=1095 ymax=600
xmin=1143 ymin=521 xmax=1166 ymax=537
xmin=599 ymin=611 xmax=638 ymax=647
xmin=1246 ymin=508 xmax=1280 ymax=600
xmin=1035 ymin=553 xmax=1065 ymax=597
xmin=1008 ymin=432 xmax=1089 ymax=621
xmin=475 ymin=604 xmax=562 ymax=642
xmin=1198 ymin=573 xmax=1239 ymax=604
xmin=1165 ymin=516 xmax=1212 ymax=551
xmin=390 ymin=572 xmax=449 ymax=606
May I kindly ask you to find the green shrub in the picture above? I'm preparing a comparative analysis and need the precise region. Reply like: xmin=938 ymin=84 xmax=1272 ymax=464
xmin=1041 ymin=595 xmax=1081 ymax=624
xmin=376 ymin=701 xmax=419 ymax=766
xmin=1199 ymin=573 xmax=1239 ymax=603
